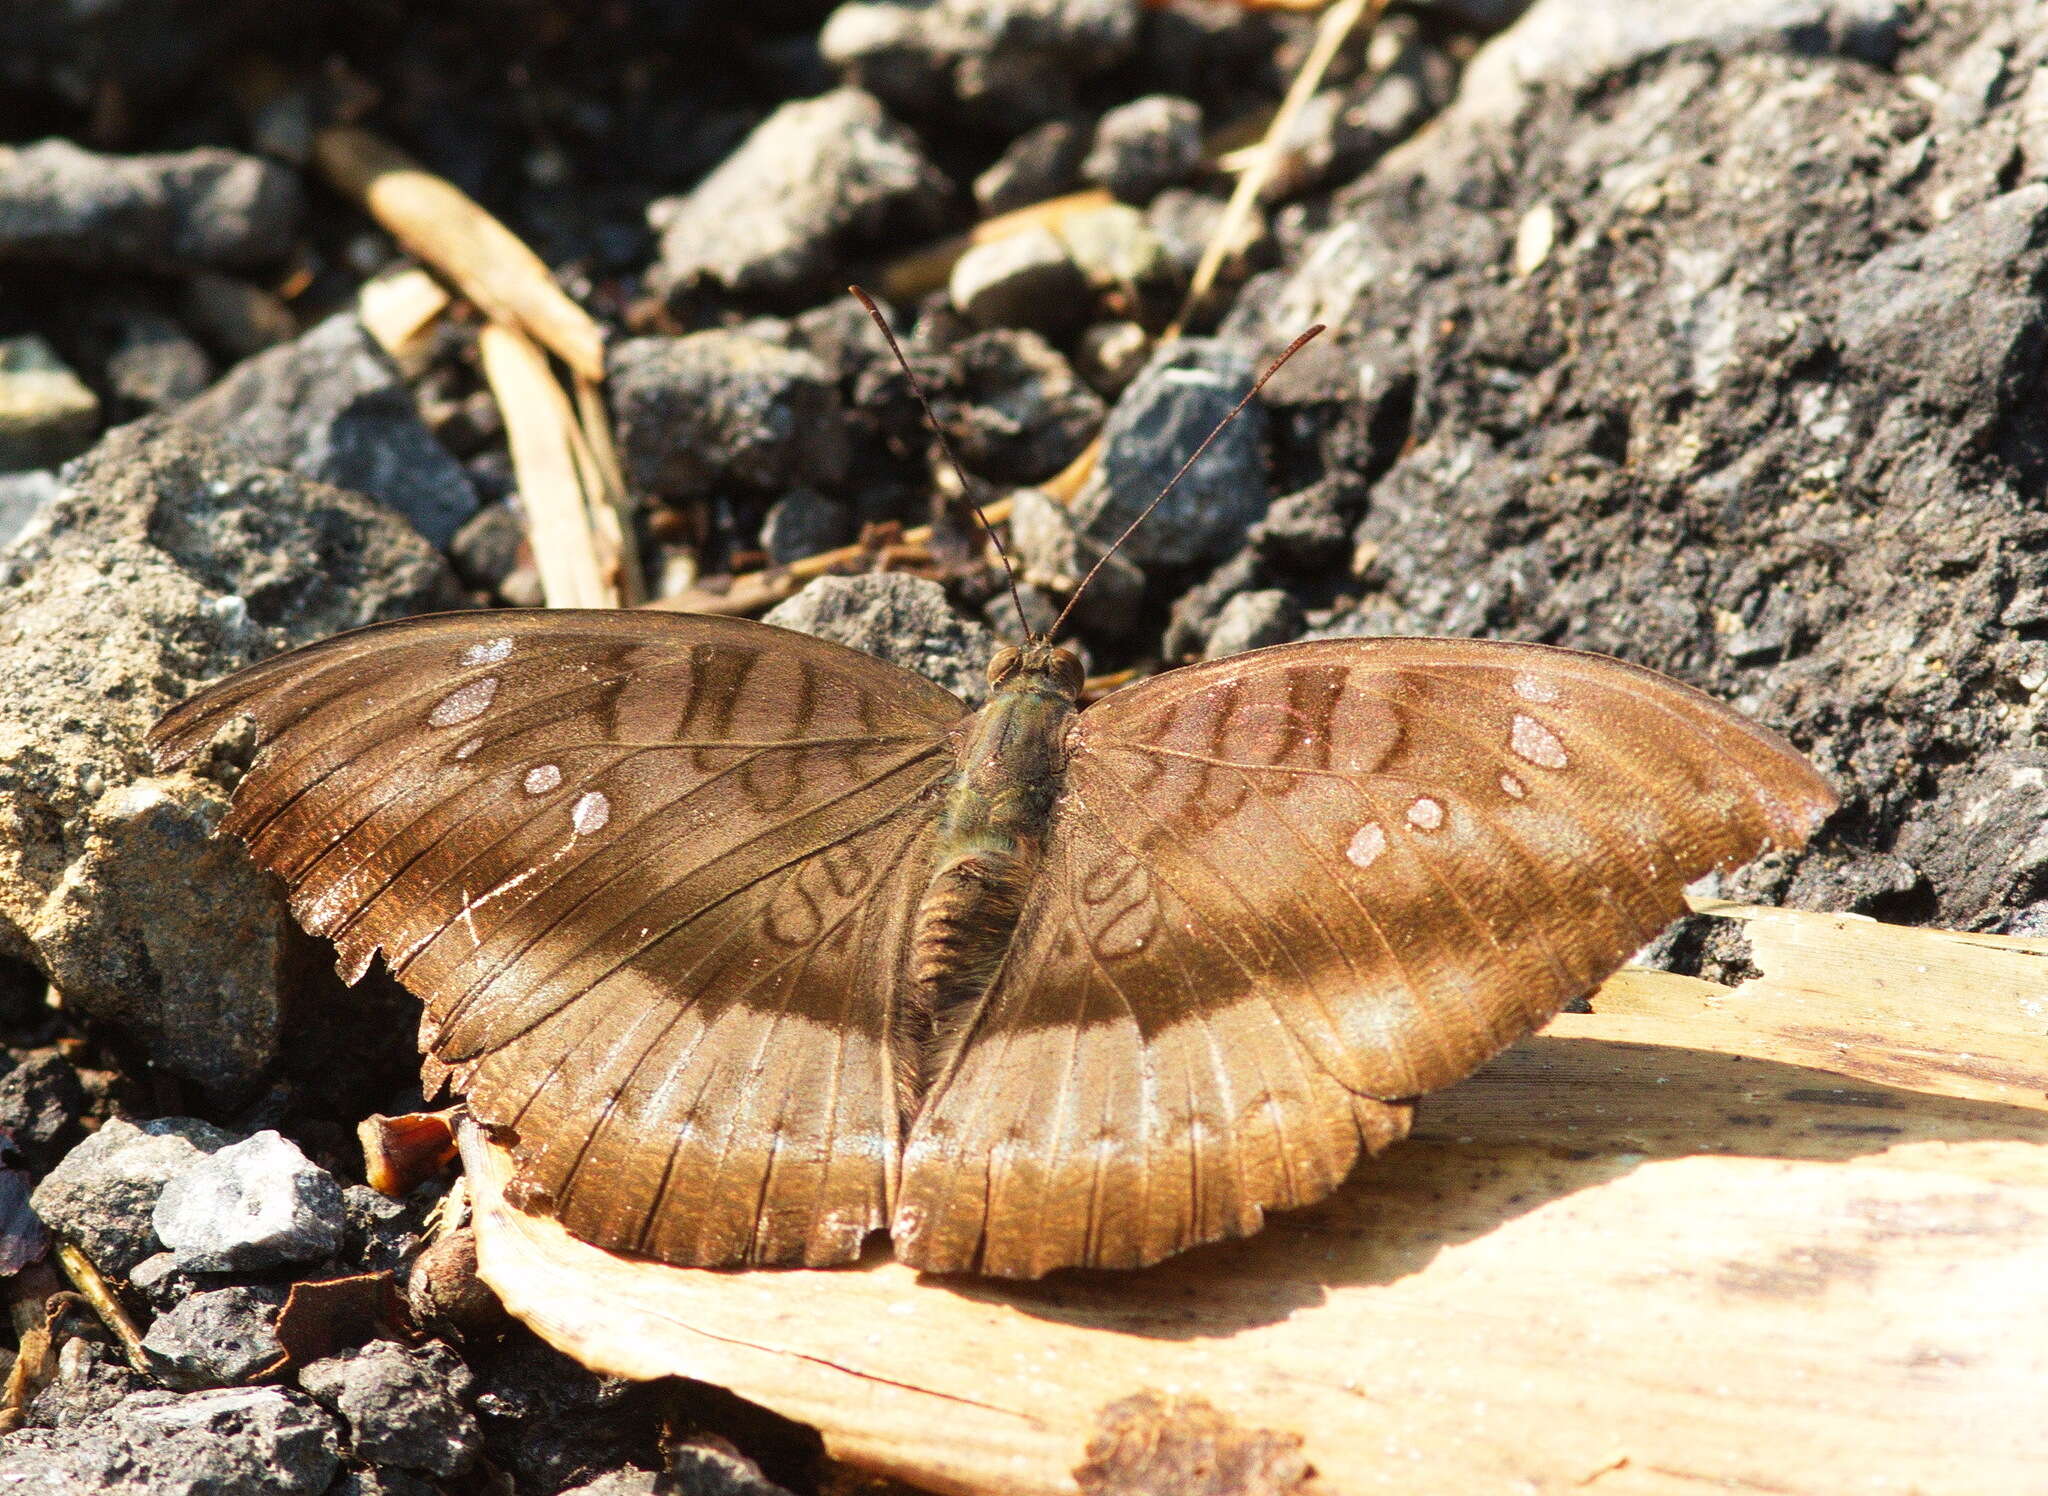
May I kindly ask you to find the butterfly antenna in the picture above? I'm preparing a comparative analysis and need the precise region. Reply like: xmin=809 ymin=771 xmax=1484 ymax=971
xmin=1045 ymin=323 xmax=1325 ymax=644
xmin=849 ymin=286 xmax=1032 ymax=640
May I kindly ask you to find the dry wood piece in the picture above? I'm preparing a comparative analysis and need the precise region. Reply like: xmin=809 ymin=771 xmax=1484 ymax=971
xmin=359 ymin=1109 xmax=460 ymax=1198
xmin=314 ymin=125 xmax=606 ymax=381
xmin=479 ymin=323 xmax=622 ymax=608
xmin=464 ymin=900 xmax=2048 ymax=1496
xmin=51 ymin=1240 xmax=149 ymax=1374
xmin=882 ymin=189 xmax=1114 ymax=304
xmin=356 ymin=266 xmax=451 ymax=363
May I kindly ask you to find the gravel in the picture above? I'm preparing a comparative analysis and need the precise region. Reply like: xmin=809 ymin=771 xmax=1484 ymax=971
xmin=299 ymin=1341 xmax=481 ymax=1478
xmin=153 ymin=1131 xmax=347 ymax=1273
xmin=29 ymin=1117 xmax=232 ymax=1276
xmin=141 ymin=1285 xmax=288 ymax=1390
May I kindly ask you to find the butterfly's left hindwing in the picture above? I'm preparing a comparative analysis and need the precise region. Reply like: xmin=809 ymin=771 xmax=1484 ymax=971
xmin=894 ymin=637 xmax=1835 ymax=1277
xmin=152 ymin=609 xmax=966 ymax=1268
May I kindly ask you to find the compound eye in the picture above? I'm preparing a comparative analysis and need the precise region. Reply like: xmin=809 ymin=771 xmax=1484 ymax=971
xmin=987 ymin=645 xmax=1023 ymax=685
xmin=1052 ymin=649 xmax=1085 ymax=697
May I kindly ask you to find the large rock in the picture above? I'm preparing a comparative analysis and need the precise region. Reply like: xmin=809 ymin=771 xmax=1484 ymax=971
xmin=0 ymin=140 xmax=302 ymax=272
xmin=0 ymin=1386 xmax=339 ymax=1496
xmin=174 ymin=313 xmax=480 ymax=547
xmin=0 ymin=423 xmax=461 ymax=1098
xmin=646 ymin=89 xmax=950 ymax=304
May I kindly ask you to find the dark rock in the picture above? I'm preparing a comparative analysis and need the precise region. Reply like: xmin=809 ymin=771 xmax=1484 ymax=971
xmin=25 ymin=1338 xmax=148 ymax=1431
xmin=646 ymin=89 xmax=949 ymax=304
xmin=610 ymin=333 xmax=849 ymax=501
xmin=949 ymin=228 xmax=1090 ymax=334
xmin=1202 ymin=589 xmax=1305 ymax=659
xmin=1006 ymin=485 xmax=1144 ymax=640
xmin=101 ymin=309 xmax=215 ymax=417
xmin=299 ymin=1341 xmax=480 ymax=1478
xmin=926 ymin=329 xmax=1105 ymax=485
xmin=326 ymin=1469 xmax=438 ymax=1496
xmin=1163 ymin=550 xmax=1265 ymax=662
xmin=0 ymin=140 xmax=303 ymax=273
xmin=404 ymin=1228 xmax=504 ymax=1339
xmin=127 ymin=1251 xmax=216 ymax=1313
xmin=974 ymin=118 xmax=1089 ymax=216
xmin=174 ymin=312 xmax=481 ymax=549
xmin=29 ymin=1117 xmax=231 ymax=1276
xmin=761 ymin=490 xmax=857 ymax=565
xmin=1249 ymin=472 xmax=1365 ymax=572
xmin=821 ymin=0 xmax=1139 ymax=131
xmin=1145 ymin=189 xmax=1269 ymax=286
xmin=559 ymin=1473 xmax=662 ymax=1496
xmin=472 ymin=1337 xmax=665 ymax=1495
xmin=0 ymin=2 xmax=280 ymax=105
xmin=764 ymin=573 xmax=995 ymax=705
xmin=179 ymin=273 xmax=298 ymax=362
xmin=0 ymin=336 xmax=99 ymax=473
xmin=1260 ymin=41 xmax=1453 ymax=204
xmin=154 ymin=1130 xmax=346 ymax=1272
xmin=448 ymin=501 xmax=529 ymax=598
xmin=0 ymin=1386 xmax=339 ymax=1495
xmin=1082 ymin=95 xmax=1205 ymax=203
xmin=667 ymin=1438 xmax=799 ymax=1496
xmin=342 ymin=1184 xmax=423 ymax=1275
xmin=1070 ymin=338 xmax=1268 ymax=570
xmin=141 ymin=1285 xmax=287 ymax=1390
xmin=0 ymin=1050 xmax=86 ymax=1154
xmin=1075 ymin=321 xmax=1151 ymax=397
xmin=0 ymin=424 xmax=459 ymax=1097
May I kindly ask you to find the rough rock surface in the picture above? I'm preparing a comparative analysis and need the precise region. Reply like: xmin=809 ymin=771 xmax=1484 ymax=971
xmin=28 ymin=1116 xmax=231 ymax=1276
xmin=140 ymin=1285 xmax=287 ymax=1390
xmin=153 ymin=1130 xmax=346 ymax=1272
xmin=1219 ymin=0 xmax=2048 ymax=928
xmin=765 ymin=572 xmax=996 ymax=705
xmin=0 ymin=424 xmax=461 ymax=1097
xmin=0 ymin=140 xmax=303 ymax=272
xmin=174 ymin=313 xmax=481 ymax=548
xmin=299 ymin=1341 xmax=481 ymax=1478
xmin=647 ymin=89 xmax=950 ymax=303
xmin=0 ymin=1386 xmax=339 ymax=1495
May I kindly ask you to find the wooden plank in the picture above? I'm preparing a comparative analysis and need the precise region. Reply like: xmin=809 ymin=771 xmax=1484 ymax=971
xmin=465 ymin=907 xmax=2048 ymax=1495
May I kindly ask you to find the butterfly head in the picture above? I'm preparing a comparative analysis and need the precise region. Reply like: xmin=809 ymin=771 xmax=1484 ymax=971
xmin=988 ymin=641 xmax=1085 ymax=700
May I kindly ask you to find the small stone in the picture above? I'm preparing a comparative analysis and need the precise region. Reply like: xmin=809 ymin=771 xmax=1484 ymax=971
xmin=299 ymin=1341 xmax=480 ymax=1478
xmin=153 ymin=1130 xmax=346 ymax=1272
xmin=668 ymin=1438 xmax=799 ymax=1496
xmin=0 ymin=469 xmax=59 ymax=549
xmin=126 ymin=1251 xmax=212 ymax=1312
xmin=25 ymin=1339 xmax=149 ymax=1430
xmin=0 ymin=140 xmax=304 ymax=271
xmin=974 ymin=117 xmax=1088 ymax=216
xmin=1054 ymin=203 xmax=1178 ymax=324
xmin=0 ymin=336 xmax=100 ymax=472
xmin=610 ymin=333 xmax=848 ymax=501
xmin=0 ymin=1386 xmax=339 ymax=1495
xmin=1005 ymin=485 xmax=1143 ymax=638
xmin=1250 ymin=472 xmax=1365 ymax=572
xmin=1202 ymin=590 xmax=1305 ymax=659
xmin=559 ymin=1473 xmax=663 ymax=1496
xmin=173 ymin=312 xmax=480 ymax=548
xmin=29 ymin=1117 xmax=232 ymax=1276
xmin=448 ymin=501 xmax=530 ymax=598
xmin=325 ymin=1469 xmax=439 ymax=1496
xmin=1070 ymin=338 xmax=1268 ymax=570
xmin=404 ymin=1228 xmax=505 ymax=1339
xmin=1146 ymin=188 xmax=1268 ymax=284
xmin=101 ymin=311 xmax=214 ymax=416
xmin=646 ymin=89 xmax=949 ymax=303
xmin=949 ymin=227 xmax=1090 ymax=333
xmin=179 ymin=272 xmax=299 ymax=361
xmin=1075 ymin=321 xmax=1151 ymax=397
xmin=1083 ymin=95 xmax=1204 ymax=203
xmin=342 ymin=1184 xmax=423 ymax=1275
xmin=927 ymin=329 xmax=1105 ymax=485
xmin=761 ymin=490 xmax=857 ymax=565
xmin=141 ymin=1285 xmax=287 ymax=1390
xmin=765 ymin=573 xmax=995 ymax=705
xmin=0 ymin=1050 xmax=87 ymax=1153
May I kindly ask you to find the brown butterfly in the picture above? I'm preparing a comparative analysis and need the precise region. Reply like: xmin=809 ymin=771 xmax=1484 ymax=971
xmin=147 ymin=324 xmax=1835 ymax=1280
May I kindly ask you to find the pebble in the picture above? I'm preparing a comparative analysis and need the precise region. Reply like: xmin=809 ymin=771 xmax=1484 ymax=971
xmin=610 ymin=332 xmax=848 ymax=500
xmin=646 ymin=89 xmax=948 ymax=302
xmin=1203 ymin=589 xmax=1306 ymax=659
xmin=173 ymin=312 xmax=481 ymax=549
xmin=974 ymin=118 xmax=1088 ymax=216
xmin=29 ymin=1116 xmax=232 ymax=1276
xmin=1055 ymin=203 xmax=1178 ymax=324
xmin=0 ymin=1050 xmax=87 ymax=1155
xmin=448 ymin=500 xmax=530 ymax=599
xmin=27 ymin=1339 xmax=148 ymax=1431
xmin=101 ymin=308 xmax=214 ymax=415
xmin=1146 ymin=188 xmax=1269 ymax=284
xmin=765 ymin=573 xmax=995 ymax=705
xmin=1075 ymin=321 xmax=1151 ymax=397
xmin=0 ymin=469 xmax=59 ymax=549
xmin=299 ymin=1341 xmax=481 ymax=1478
xmin=0 ymin=139 xmax=303 ymax=271
xmin=153 ymin=1129 xmax=346 ymax=1273
xmin=933 ymin=329 xmax=1105 ymax=486
xmin=761 ymin=489 xmax=857 ymax=565
xmin=0 ymin=1386 xmax=340 ymax=1496
xmin=141 ymin=1284 xmax=287 ymax=1390
xmin=0 ymin=335 xmax=100 ymax=472
xmin=949 ymin=227 xmax=1090 ymax=334
xmin=1006 ymin=485 xmax=1144 ymax=638
xmin=1069 ymin=337 xmax=1268 ymax=570
xmin=1083 ymin=95 xmax=1205 ymax=203
xmin=342 ymin=1183 xmax=425 ymax=1275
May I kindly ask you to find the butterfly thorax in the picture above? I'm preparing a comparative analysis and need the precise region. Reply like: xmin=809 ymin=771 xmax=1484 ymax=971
xmin=911 ymin=643 xmax=1083 ymax=1078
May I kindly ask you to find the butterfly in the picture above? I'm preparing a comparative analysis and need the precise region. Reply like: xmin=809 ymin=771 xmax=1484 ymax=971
xmin=146 ymin=318 xmax=1835 ymax=1279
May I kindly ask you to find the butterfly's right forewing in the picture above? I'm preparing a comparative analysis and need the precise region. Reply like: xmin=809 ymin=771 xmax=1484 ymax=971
xmin=152 ymin=609 xmax=966 ymax=1267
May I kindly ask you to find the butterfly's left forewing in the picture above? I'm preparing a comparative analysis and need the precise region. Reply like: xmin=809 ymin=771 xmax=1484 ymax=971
xmin=895 ymin=637 xmax=1835 ymax=1277
xmin=152 ymin=609 xmax=967 ymax=1267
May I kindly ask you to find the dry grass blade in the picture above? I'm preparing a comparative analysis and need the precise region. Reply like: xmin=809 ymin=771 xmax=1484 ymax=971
xmin=479 ymin=324 xmax=621 ymax=609
xmin=314 ymin=125 xmax=606 ymax=382
xmin=356 ymin=266 xmax=452 ymax=363
xmin=572 ymin=375 xmax=644 ymax=605
xmin=880 ymin=189 xmax=1114 ymax=304
xmin=1174 ymin=0 xmax=1386 ymax=333
xmin=464 ymin=901 xmax=2048 ymax=1496
xmin=51 ymin=1241 xmax=150 ymax=1374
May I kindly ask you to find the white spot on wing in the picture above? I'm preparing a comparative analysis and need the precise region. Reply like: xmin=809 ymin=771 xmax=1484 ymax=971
xmin=454 ymin=738 xmax=483 ymax=761
xmin=1406 ymin=796 xmax=1444 ymax=831
xmin=461 ymin=636 xmax=514 ymax=667
xmin=571 ymin=790 xmax=610 ymax=834
xmin=1345 ymin=823 xmax=1386 ymax=868
xmin=429 ymin=676 xmax=498 ymax=727
xmin=523 ymin=764 xmax=562 ymax=795
xmin=1500 ymin=771 xmax=1527 ymax=799
xmin=1511 ymin=714 xmax=1569 ymax=769
xmin=1514 ymin=674 xmax=1558 ymax=704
